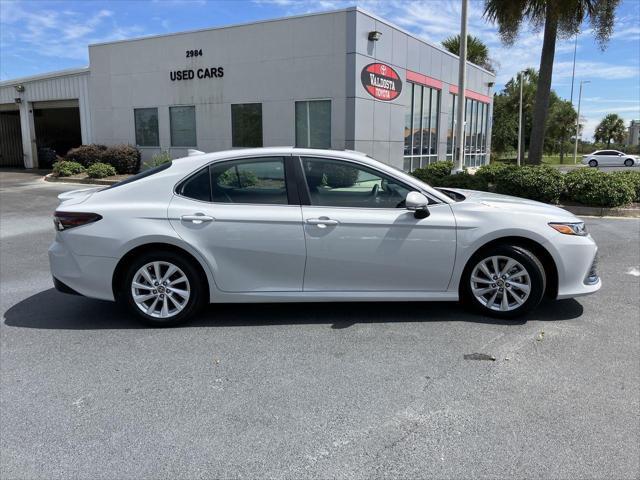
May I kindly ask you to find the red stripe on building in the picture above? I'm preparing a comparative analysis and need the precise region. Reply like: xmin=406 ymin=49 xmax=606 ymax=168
xmin=449 ymin=85 xmax=491 ymax=104
xmin=406 ymin=70 xmax=443 ymax=90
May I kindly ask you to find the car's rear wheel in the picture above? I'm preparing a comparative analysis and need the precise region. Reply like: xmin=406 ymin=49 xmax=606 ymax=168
xmin=461 ymin=245 xmax=546 ymax=319
xmin=624 ymin=158 xmax=634 ymax=167
xmin=588 ymin=159 xmax=598 ymax=167
xmin=121 ymin=250 xmax=204 ymax=326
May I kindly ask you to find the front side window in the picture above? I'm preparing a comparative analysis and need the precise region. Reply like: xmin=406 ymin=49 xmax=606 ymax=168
xmin=170 ymin=106 xmax=197 ymax=147
xmin=134 ymin=108 xmax=159 ymax=147
xmin=231 ymin=103 xmax=263 ymax=147
xmin=295 ymin=100 xmax=331 ymax=148
xmin=210 ymin=157 xmax=287 ymax=204
xmin=301 ymin=157 xmax=413 ymax=209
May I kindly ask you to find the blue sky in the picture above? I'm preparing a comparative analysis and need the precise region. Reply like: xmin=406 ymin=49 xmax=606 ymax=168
xmin=1 ymin=0 xmax=638 ymax=139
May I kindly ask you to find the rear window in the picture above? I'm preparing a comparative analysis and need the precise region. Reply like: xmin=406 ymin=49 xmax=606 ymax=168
xmin=103 ymin=162 xmax=172 ymax=190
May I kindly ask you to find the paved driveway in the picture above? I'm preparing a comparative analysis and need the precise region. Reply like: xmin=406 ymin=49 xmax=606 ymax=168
xmin=1 ymin=170 xmax=639 ymax=479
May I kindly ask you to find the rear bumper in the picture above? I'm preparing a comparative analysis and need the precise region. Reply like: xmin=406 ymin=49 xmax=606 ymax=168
xmin=48 ymin=238 xmax=118 ymax=301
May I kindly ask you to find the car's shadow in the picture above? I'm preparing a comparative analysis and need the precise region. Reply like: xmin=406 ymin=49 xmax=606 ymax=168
xmin=3 ymin=288 xmax=584 ymax=330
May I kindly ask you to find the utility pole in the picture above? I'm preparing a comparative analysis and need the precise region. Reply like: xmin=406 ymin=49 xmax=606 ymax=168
xmin=453 ymin=0 xmax=468 ymax=173
xmin=569 ymin=34 xmax=578 ymax=105
xmin=517 ymin=71 xmax=524 ymax=166
xmin=573 ymin=80 xmax=590 ymax=164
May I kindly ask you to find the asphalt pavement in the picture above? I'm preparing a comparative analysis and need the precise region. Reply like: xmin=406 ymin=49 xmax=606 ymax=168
xmin=1 ymin=170 xmax=639 ymax=479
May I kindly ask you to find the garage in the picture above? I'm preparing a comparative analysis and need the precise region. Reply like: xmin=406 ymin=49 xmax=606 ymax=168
xmin=0 ymin=106 xmax=24 ymax=168
xmin=32 ymin=100 xmax=82 ymax=168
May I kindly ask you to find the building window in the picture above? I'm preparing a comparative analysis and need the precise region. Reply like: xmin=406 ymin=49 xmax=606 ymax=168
xmin=403 ymin=84 xmax=440 ymax=171
xmin=295 ymin=100 xmax=331 ymax=149
xmin=446 ymin=94 xmax=489 ymax=166
xmin=134 ymin=108 xmax=159 ymax=147
xmin=170 ymin=106 xmax=196 ymax=147
xmin=231 ymin=103 xmax=263 ymax=148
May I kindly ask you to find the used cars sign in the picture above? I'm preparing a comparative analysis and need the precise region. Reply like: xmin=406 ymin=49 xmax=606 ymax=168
xmin=361 ymin=63 xmax=402 ymax=101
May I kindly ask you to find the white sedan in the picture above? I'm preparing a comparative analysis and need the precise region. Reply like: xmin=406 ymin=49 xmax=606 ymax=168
xmin=49 ymin=148 xmax=600 ymax=326
xmin=582 ymin=150 xmax=638 ymax=167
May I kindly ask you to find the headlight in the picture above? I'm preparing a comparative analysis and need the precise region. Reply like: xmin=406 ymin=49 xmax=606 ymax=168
xmin=549 ymin=222 xmax=587 ymax=236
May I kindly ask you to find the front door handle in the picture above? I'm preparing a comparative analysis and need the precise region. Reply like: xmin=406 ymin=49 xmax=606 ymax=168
xmin=181 ymin=214 xmax=214 ymax=224
xmin=306 ymin=217 xmax=339 ymax=227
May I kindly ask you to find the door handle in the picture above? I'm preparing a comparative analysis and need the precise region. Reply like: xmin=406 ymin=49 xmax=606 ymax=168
xmin=181 ymin=214 xmax=214 ymax=224
xmin=306 ymin=217 xmax=339 ymax=227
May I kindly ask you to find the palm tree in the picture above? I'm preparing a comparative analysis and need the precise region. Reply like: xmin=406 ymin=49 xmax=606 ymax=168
xmin=484 ymin=0 xmax=621 ymax=165
xmin=442 ymin=34 xmax=495 ymax=72
xmin=594 ymin=113 xmax=627 ymax=147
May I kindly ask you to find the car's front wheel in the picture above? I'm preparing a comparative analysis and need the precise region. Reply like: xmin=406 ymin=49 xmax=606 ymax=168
xmin=121 ymin=250 xmax=205 ymax=326
xmin=624 ymin=158 xmax=634 ymax=167
xmin=461 ymin=245 xmax=546 ymax=319
xmin=588 ymin=159 xmax=598 ymax=167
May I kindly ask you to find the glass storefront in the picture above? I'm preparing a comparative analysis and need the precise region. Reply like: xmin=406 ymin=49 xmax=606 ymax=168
xmin=403 ymin=83 xmax=440 ymax=171
xmin=446 ymin=93 xmax=489 ymax=167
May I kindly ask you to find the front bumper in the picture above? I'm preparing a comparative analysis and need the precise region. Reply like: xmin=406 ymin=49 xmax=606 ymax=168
xmin=550 ymin=235 xmax=602 ymax=299
xmin=48 ymin=238 xmax=118 ymax=301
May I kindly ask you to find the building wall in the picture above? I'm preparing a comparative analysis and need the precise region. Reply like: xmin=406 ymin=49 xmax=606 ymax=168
xmin=348 ymin=9 xmax=495 ymax=169
xmin=628 ymin=120 xmax=640 ymax=147
xmin=88 ymin=10 xmax=350 ymax=161
xmin=0 ymin=69 xmax=90 ymax=167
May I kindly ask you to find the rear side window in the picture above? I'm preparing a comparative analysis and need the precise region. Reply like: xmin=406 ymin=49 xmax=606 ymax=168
xmin=179 ymin=167 xmax=211 ymax=202
xmin=210 ymin=157 xmax=287 ymax=205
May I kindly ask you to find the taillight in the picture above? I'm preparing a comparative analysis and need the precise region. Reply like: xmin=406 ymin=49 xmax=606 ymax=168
xmin=53 ymin=212 xmax=102 ymax=231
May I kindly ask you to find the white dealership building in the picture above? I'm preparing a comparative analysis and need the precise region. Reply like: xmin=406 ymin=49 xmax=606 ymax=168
xmin=0 ymin=7 xmax=495 ymax=171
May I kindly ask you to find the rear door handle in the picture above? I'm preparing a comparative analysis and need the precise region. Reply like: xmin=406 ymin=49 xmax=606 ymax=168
xmin=306 ymin=217 xmax=339 ymax=227
xmin=181 ymin=214 xmax=214 ymax=224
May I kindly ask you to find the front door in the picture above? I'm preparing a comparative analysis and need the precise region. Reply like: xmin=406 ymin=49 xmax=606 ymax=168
xmin=297 ymin=157 xmax=457 ymax=292
xmin=168 ymin=156 xmax=306 ymax=292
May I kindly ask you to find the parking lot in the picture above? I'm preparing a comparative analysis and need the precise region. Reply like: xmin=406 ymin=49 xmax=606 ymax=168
xmin=1 ymin=170 xmax=639 ymax=479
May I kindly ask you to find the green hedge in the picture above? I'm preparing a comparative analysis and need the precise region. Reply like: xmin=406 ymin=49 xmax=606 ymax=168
xmin=66 ymin=144 xmax=141 ymax=174
xmin=86 ymin=162 xmax=117 ymax=179
xmin=411 ymin=162 xmax=638 ymax=208
xmin=52 ymin=160 xmax=85 ymax=177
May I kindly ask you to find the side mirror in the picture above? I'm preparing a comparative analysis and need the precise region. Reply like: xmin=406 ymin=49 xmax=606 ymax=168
xmin=618 ymin=153 xmax=624 ymax=156
xmin=405 ymin=191 xmax=430 ymax=219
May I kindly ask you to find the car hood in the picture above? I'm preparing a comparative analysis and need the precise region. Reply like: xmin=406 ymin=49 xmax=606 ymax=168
xmin=442 ymin=188 xmax=578 ymax=220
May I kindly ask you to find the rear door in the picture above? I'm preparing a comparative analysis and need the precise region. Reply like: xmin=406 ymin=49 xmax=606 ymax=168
xmin=296 ymin=156 xmax=457 ymax=292
xmin=168 ymin=156 xmax=306 ymax=292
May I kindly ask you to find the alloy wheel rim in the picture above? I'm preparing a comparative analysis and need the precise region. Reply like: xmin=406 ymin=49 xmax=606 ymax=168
xmin=131 ymin=261 xmax=190 ymax=319
xmin=470 ymin=255 xmax=531 ymax=312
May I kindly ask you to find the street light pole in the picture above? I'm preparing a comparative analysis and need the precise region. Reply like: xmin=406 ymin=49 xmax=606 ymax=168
xmin=453 ymin=0 xmax=468 ymax=173
xmin=517 ymin=71 xmax=524 ymax=166
xmin=573 ymin=80 xmax=590 ymax=164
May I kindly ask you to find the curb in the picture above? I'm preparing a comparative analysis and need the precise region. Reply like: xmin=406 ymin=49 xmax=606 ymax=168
xmin=559 ymin=204 xmax=639 ymax=218
xmin=44 ymin=173 xmax=123 ymax=186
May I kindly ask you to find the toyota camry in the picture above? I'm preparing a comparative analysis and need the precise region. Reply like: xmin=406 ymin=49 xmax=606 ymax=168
xmin=49 ymin=148 xmax=600 ymax=326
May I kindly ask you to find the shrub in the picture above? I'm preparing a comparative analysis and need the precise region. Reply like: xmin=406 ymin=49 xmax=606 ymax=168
xmin=411 ymin=161 xmax=454 ymax=184
xmin=143 ymin=151 xmax=172 ymax=170
xmin=611 ymin=171 xmax=640 ymax=202
xmin=103 ymin=144 xmax=141 ymax=174
xmin=475 ymin=163 xmax=515 ymax=185
xmin=86 ymin=162 xmax=117 ymax=179
xmin=564 ymin=168 xmax=634 ymax=207
xmin=323 ymin=163 xmax=360 ymax=188
xmin=52 ymin=160 xmax=85 ymax=177
xmin=495 ymin=165 xmax=565 ymax=204
xmin=65 ymin=144 xmax=107 ymax=167
xmin=432 ymin=172 xmax=489 ymax=191
xmin=65 ymin=144 xmax=141 ymax=174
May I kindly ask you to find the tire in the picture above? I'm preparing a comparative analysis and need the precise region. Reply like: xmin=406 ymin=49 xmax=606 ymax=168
xmin=460 ymin=245 xmax=546 ymax=319
xmin=588 ymin=159 xmax=598 ymax=167
xmin=624 ymin=158 xmax=634 ymax=167
xmin=119 ymin=250 xmax=205 ymax=326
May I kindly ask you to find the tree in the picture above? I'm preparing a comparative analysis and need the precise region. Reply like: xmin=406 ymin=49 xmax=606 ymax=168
xmin=545 ymin=99 xmax=578 ymax=161
xmin=594 ymin=114 xmax=627 ymax=147
xmin=484 ymin=0 xmax=621 ymax=165
xmin=442 ymin=34 xmax=495 ymax=72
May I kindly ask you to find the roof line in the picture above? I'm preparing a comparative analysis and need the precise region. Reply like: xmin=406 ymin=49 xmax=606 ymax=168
xmin=0 ymin=67 xmax=89 ymax=87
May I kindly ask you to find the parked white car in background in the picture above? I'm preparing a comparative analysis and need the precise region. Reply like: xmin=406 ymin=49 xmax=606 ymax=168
xmin=49 ymin=148 xmax=600 ymax=326
xmin=582 ymin=150 xmax=638 ymax=167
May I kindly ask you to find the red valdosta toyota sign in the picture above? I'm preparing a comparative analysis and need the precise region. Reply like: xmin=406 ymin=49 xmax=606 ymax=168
xmin=361 ymin=63 xmax=402 ymax=101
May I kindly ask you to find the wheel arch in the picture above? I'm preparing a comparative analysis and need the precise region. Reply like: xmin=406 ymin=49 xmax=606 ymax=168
xmin=112 ymin=242 xmax=211 ymax=301
xmin=461 ymin=236 xmax=559 ymax=299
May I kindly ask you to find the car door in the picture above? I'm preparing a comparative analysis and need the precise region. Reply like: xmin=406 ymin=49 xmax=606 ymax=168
xmin=601 ymin=151 xmax=617 ymax=165
xmin=297 ymin=156 xmax=457 ymax=292
xmin=168 ymin=155 xmax=306 ymax=292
